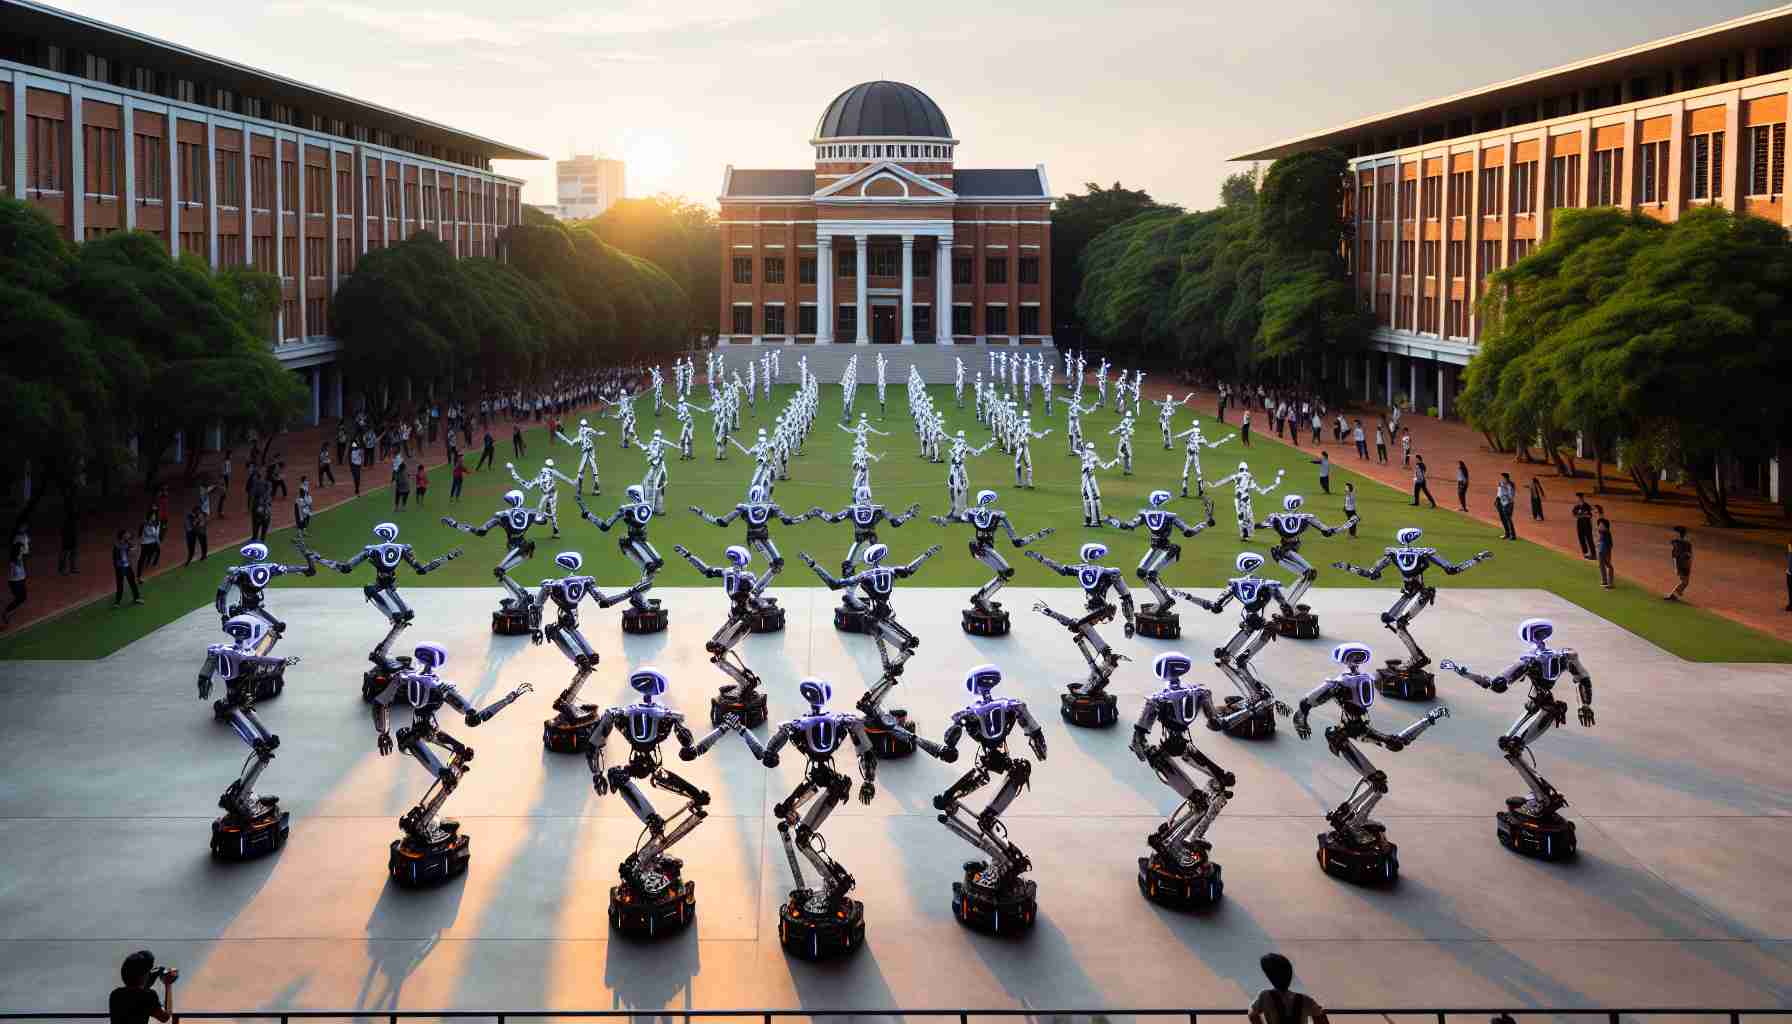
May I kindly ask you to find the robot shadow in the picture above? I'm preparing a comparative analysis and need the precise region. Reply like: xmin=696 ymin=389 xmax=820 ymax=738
xmin=603 ymin=923 xmax=702 ymax=1015
xmin=356 ymin=872 xmax=466 ymax=1011
xmin=782 ymin=936 xmax=900 ymax=1016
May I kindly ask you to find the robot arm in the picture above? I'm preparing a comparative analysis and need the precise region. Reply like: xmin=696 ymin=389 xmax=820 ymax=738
xmin=1129 ymin=698 xmax=1159 ymax=760
xmin=692 ymin=505 xmax=738 ymax=527
xmin=297 ymin=538 xmax=351 ymax=573
xmin=671 ymin=545 xmax=721 ymax=579
xmin=553 ymin=430 xmax=576 ymax=446
xmin=1203 ymin=433 xmax=1236 ymax=449
xmin=1435 ymin=549 xmax=1494 ymax=575
xmin=750 ymin=566 xmax=776 ymax=598
xmin=777 ymin=505 xmax=813 ymax=525
xmin=1113 ymin=574 xmax=1137 ymax=632
xmin=1024 ymin=550 xmax=1073 ymax=576
xmin=799 ymin=552 xmax=844 ymax=589
xmin=407 ymin=546 xmax=462 ymax=576
xmin=929 ymin=511 xmax=964 ymax=528
xmin=846 ymin=718 xmax=878 ymax=803
xmin=899 ymin=544 xmax=943 ymax=576
xmin=454 ymin=681 xmax=533 ymax=726
xmin=545 ymin=467 xmax=577 ymax=486
xmin=574 ymin=494 xmax=620 ymax=530
xmin=585 ymin=709 xmax=618 ymax=791
xmin=593 ymin=578 xmax=650 ymax=609
xmin=1439 ymin=657 xmax=1518 ymax=693
xmin=1253 ymin=470 xmax=1287 ymax=496
xmin=678 ymin=715 xmax=733 ymax=760
xmin=1311 ymin=516 xmax=1348 ymax=537
xmin=812 ymin=505 xmax=848 ymax=524
xmin=1016 ymin=703 xmax=1049 ymax=760
xmin=442 ymin=515 xmax=491 ymax=536
xmin=368 ymin=680 xmax=399 ymax=752
xmin=1333 ymin=553 xmax=1391 ymax=580
xmin=214 ymin=574 xmax=235 ymax=616
xmin=1106 ymin=513 xmax=1143 ymax=531
xmin=970 ymin=441 xmax=996 ymax=456
xmin=1269 ymin=580 xmax=1296 ymax=618
xmin=889 ymin=503 xmax=923 ymax=527
xmin=1565 ymin=651 xmax=1595 ymax=726
xmin=1291 ymin=679 xmax=1339 ymax=740
xmin=744 ymin=721 xmax=785 ymax=766
xmin=1174 ymin=513 xmax=1213 ymax=537
xmin=507 ymin=464 xmax=535 ymax=490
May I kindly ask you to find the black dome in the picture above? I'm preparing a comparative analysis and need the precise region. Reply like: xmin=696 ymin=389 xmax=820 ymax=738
xmin=814 ymin=81 xmax=951 ymax=139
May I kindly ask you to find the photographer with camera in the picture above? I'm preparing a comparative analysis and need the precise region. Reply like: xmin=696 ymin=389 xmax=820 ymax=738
xmin=110 ymin=950 xmax=176 ymax=1024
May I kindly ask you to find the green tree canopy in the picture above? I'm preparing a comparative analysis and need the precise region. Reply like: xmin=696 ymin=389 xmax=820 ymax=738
xmin=1051 ymin=182 xmax=1163 ymax=339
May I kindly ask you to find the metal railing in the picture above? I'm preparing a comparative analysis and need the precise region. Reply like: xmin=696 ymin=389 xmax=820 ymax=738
xmin=1 ymin=1009 xmax=1786 ymax=1023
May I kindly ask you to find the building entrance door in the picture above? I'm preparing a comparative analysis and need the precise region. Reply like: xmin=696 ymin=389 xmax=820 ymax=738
xmin=871 ymin=304 xmax=899 ymax=343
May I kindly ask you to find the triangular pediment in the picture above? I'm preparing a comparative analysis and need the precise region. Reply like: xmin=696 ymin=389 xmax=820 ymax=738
xmin=815 ymin=161 xmax=956 ymax=199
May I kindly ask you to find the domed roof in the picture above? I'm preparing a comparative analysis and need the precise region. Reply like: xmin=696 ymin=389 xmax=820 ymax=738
xmin=814 ymin=81 xmax=951 ymax=140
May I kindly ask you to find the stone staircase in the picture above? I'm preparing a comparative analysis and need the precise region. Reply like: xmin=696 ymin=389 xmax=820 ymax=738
xmin=711 ymin=341 xmax=1057 ymax=386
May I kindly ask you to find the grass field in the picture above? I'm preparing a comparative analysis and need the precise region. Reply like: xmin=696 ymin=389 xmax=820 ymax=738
xmin=5 ymin=383 xmax=1789 ymax=663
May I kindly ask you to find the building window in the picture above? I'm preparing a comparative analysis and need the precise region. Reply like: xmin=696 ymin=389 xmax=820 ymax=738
xmin=1358 ymin=239 xmax=1372 ymax=272
xmin=280 ymin=298 xmax=297 ymax=337
xmin=1376 ymin=239 xmax=1392 ymax=272
xmin=252 ymin=236 xmax=273 ymax=272
xmin=1396 ymin=295 xmax=1413 ymax=330
xmin=985 ymin=305 xmax=1008 ymax=335
xmin=1448 ymin=240 xmax=1465 ymax=279
xmin=178 ymin=142 xmax=207 ymax=206
xmin=764 ymin=305 xmax=786 ymax=335
xmin=216 ymin=150 xmax=242 ymax=208
xmin=952 ymin=257 xmax=973 ymax=284
xmin=283 ymin=162 xmax=301 ymax=213
xmin=1421 ymin=240 xmax=1439 ymax=277
xmin=1448 ymin=171 xmax=1470 ymax=215
xmin=83 ymin=125 xmax=120 ymax=198
xmin=731 ymin=306 xmax=751 ymax=335
xmin=1018 ymin=256 xmax=1039 ymax=284
xmin=181 ymin=231 xmax=206 ymax=258
xmin=336 ymin=169 xmax=353 ymax=213
xmin=283 ymin=237 xmax=298 ymax=278
xmin=951 ymin=305 xmax=973 ymax=335
xmin=837 ymin=249 xmax=856 ymax=278
xmin=337 ymin=237 xmax=354 ymax=276
xmin=1375 ymin=291 xmax=1391 ymax=325
xmin=837 ymin=304 xmax=857 ymax=337
xmin=26 ymin=115 xmax=67 ymax=194
xmin=1418 ymin=295 xmax=1437 ymax=334
xmin=1511 ymin=238 xmax=1535 ymax=263
xmin=1746 ymin=123 xmax=1786 ymax=196
xmin=219 ymin=235 xmax=242 ymax=267
xmin=386 ymin=180 xmax=399 ymax=218
xmin=1377 ymin=181 xmax=1394 ymax=216
xmin=1636 ymin=140 xmax=1668 ymax=205
xmin=135 ymin=136 xmax=165 ymax=202
xmin=914 ymin=249 xmax=933 ymax=278
xmin=1018 ymin=305 xmax=1040 ymax=335
xmin=1397 ymin=240 xmax=1414 ymax=274
xmin=914 ymin=305 xmax=933 ymax=337
xmin=985 ymin=257 xmax=1008 ymax=285
xmin=306 ymin=297 xmax=325 ymax=335
xmin=1690 ymin=131 xmax=1725 ymax=200
xmin=1445 ymin=298 xmax=1466 ymax=338
xmin=799 ymin=305 xmax=818 ymax=335
xmin=251 ymin=156 xmax=272 ymax=210
xmin=1512 ymin=161 xmax=1536 ymax=214
xmin=1593 ymin=148 xmax=1623 ymax=206
xmin=306 ymin=237 xmax=326 ymax=276
xmin=1479 ymin=166 xmax=1503 ymax=216
xmin=1358 ymin=183 xmax=1374 ymax=217
xmin=1421 ymin=176 xmax=1442 ymax=218
xmin=869 ymin=246 xmax=898 ymax=277
xmin=1548 ymin=154 xmax=1580 ymax=207
xmin=1398 ymin=178 xmax=1416 ymax=217
xmin=732 ymin=257 xmax=752 ymax=284
xmin=764 ymin=256 xmax=785 ymax=284
xmin=1478 ymin=240 xmax=1501 ymax=283
xmin=798 ymin=257 xmax=817 ymax=284
xmin=309 ymin=166 xmax=329 ymax=213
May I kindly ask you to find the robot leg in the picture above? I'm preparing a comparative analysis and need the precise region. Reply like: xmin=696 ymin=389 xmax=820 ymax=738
xmin=1500 ymin=708 xmax=1565 ymax=812
xmin=716 ymin=649 xmax=762 ymax=699
xmin=1387 ymin=588 xmax=1435 ymax=669
xmin=797 ymin=773 xmax=855 ymax=903
xmin=495 ymin=547 xmax=533 ymax=605
xmin=969 ymin=547 xmax=1013 ymax=609
xmin=873 ymin=611 xmax=918 ymax=652
xmin=402 ymin=736 xmax=460 ymax=839
xmin=1140 ymin=548 xmax=1175 ymax=612
xmin=221 ymin=706 xmax=279 ymax=818
xmin=1331 ymin=737 xmax=1388 ymax=835
xmin=756 ymin=538 xmax=785 ymax=575
xmin=1081 ymin=478 xmax=1099 ymax=525
xmin=842 ymin=539 xmax=866 ymax=578
xmin=628 ymin=536 xmax=666 ymax=578
xmin=1278 ymin=550 xmax=1317 ymax=607
xmin=708 ymin=613 xmax=752 ymax=658
xmin=369 ymin=589 xmax=414 ymax=665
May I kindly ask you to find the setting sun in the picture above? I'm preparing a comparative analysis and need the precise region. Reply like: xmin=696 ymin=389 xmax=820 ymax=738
xmin=622 ymin=134 xmax=678 ymax=196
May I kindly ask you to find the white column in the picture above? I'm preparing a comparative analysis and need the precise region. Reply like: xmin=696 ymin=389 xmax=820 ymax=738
xmin=122 ymin=97 xmax=136 ymax=231
xmin=1363 ymin=354 xmax=1372 ymax=402
xmin=1384 ymin=357 xmax=1393 ymax=405
xmin=817 ymin=234 xmax=834 ymax=344
xmin=1437 ymin=364 xmax=1448 ymax=419
xmin=8 ymin=79 xmax=24 ymax=199
xmin=205 ymin=118 xmax=217 ymax=268
xmin=309 ymin=367 xmax=321 ymax=426
xmin=899 ymin=235 xmax=915 ymax=344
xmin=1409 ymin=359 xmax=1418 ymax=410
xmin=936 ymin=234 xmax=953 ymax=343
xmin=69 ymin=84 xmax=84 ymax=241
xmin=854 ymin=233 xmax=869 ymax=343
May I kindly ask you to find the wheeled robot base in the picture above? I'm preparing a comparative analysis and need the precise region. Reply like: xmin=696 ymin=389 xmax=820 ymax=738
xmin=1271 ymin=605 xmax=1320 ymax=639
xmin=1135 ymin=607 xmax=1181 ymax=640
xmin=961 ymin=604 xmax=1011 ymax=636
xmin=952 ymin=864 xmax=1038 ymax=935
xmin=833 ymin=603 xmax=871 ymax=634
xmin=210 ymin=805 xmax=290 ymax=861
xmin=1061 ymin=688 xmax=1119 ymax=728
xmin=1138 ymin=854 xmax=1223 ymax=908
xmin=609 ymin=875 xmax=697 ymax=937
xmin=749 ymin=599 xmax=786 ymax=634
xmin=1497 ymin=801 xmax=1577 ymax=860
xmin=711 ymin=686 xmax=769 ymax=729
xmin=1317 ymin=828 xmax=1399 ymax=884
xmin=1375 ymin=662 xmax=1436 ymax=701
xmin=491 ymin=599 xmax=536 ymax=636
xmin=778 ymin=892 xmax=865 ymax=960
xmin=362 ymin=656 xmax=413 ymax=703
xmin=389 ymin=823 xmax=471 ymax=888
xmin=212 ymin=670 xmax=287 ymax=720
xmin=864 ymin=709 xmax=916 ymax=758
xmin=621 ymin=600 xmax=669 ymax=635
xmin=1214 ymin=695 xmax=1276 ymax=738
xmin=542 ymin=707 xmax=598 ymax=753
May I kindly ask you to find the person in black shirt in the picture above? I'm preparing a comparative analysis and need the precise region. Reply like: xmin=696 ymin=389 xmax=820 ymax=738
xmin=1571 ymin=494 xmax=1595 ymax=560
xmin=109 ymin=949 xmax=175 ymax=1024
xmin=1665 ymin=526 xmax=1692 ymax=601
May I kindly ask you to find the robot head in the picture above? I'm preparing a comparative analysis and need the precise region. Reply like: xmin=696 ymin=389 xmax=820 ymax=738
xmin=504 ymin=489 xmax=525 ymax=509
xmin=724 ymin=545 xmax=752 ymax=569
xmin=653 ymin=429 xmax=664 ymax=440
xmin=965 ymin=663 xmax=1003 ymax=697
xmin=1283 ymin=494 xmax=1304 ymax=513
xmin=1080 ymin=542 xmax=1108 ymax=563
xmin=223 ymin=613 xmax=268 ymax=649
xmin=1148 ymin=490 xmax=1172 ymax=509
xmin=413 ymin=642 xmax=448 ymax=673
xmin=1518 ymin=618 xmax=1555 ymax=646
xmin=1331 ymin=642 xmax=1373 ymax=671
xmin=747 ymin=484 xmax=766 ymax=504
xmin=373 ymin=522 xmax=400 ymax=544
xmin=554 ymin=551 xmax=583 ymax=573
xmin=544 ymin=458 xmax=556 ymax=468
xmin=1084 ymin=442 xmax=1097 ymax=454
xmin=1396 ymin=526 xmax=1424 ymax=545
xmin=629 ymin=667 xmax=668 ymax=699
xmin=956 ymin=430 xmax=967 ymax=440
xmin=1153 ymin=651 xmax=1194 ymax=686
xmin=1235 ymin=552 xmax=1265 ymax=575
xmin=625 ymin=484 xmax=646 ymax=504
xmin=1238 ymin=461 xmax=1249 ymax=473
xmin=863 ymin=543 xmax=889 ymax=566
xmin=798 ymin=677 xmax=832 ymax=709
xmin=975 ymin=489 xmax=998 ymax=508
xmin=579 ymin=418 xmax=589 ymax=428
xmin=239 ymin=542 xmax=270 ymax=563
xmin=853 ymin=485 xmax=872 ymax=504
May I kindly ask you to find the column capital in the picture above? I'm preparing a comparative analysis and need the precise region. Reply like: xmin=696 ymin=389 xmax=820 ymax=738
xmin=817 ymin=234 xmax=834 ymax=247
xmin=853 ymin=232 xmax=868 ymax=243
xmin=900 ymin=234 xmax=916 ymax=246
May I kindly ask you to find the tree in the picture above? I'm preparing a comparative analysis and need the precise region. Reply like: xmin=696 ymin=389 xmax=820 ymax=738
xmin=1219 ymin=168 xmax=1259 ymax=208
xmin=1256 ymin=149 xmax=1349 ymax=254
xmin=1052 ymin=182 xmax=1163 ymax=338
xmin=587 ymin=194 xmax=719 ymax=335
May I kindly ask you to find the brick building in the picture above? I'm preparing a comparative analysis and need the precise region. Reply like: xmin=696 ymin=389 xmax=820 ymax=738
xmin=719 ymin=80 xmax=1053 ymax=354
xmin=1234 ymin=5 xmax=1792 ymax=421
xmin=0 ymin=0 xmax=540 ymax=422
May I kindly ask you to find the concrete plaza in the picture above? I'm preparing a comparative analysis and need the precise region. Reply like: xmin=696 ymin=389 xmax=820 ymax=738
xmin=0 ymin=586 xmax=1787 ymax=1013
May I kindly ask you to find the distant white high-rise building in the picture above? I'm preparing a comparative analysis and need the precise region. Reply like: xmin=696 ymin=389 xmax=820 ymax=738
xmin=556 ymin=154 xmax=626 ymax=220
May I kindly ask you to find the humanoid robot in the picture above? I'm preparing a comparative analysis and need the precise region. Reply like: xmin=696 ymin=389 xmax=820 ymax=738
xmin=1172 ymin=552 xmax=1296 ymax=738
xmin=1294 ymin=642 xmax=1448 ymax=883
xmin=197 ymin=614 xmax=301 ymax=859
xmin=1257 ymin=494 xmax=1356 ymax=640
xmin=368 ymin=642 xmax=532 ymax=887
xmin=552 ymin=418 xmax=607 ymax=495
xmin=733 ymin=679 xmax=882 ymax=960
xmin=1012 ymin=416 xmax=1051 ymax=489
xmin=1335 ymin=528 xmax=1492 ymax=699
xmin=532 ymin=552 xmax=651 ymax=753
xmin=637 ymin=429 xmax=678 ymax=514
xmin=673 ymin=543 xmax=778 ymax=727
xmin=587 ymin=666 xmax=733 ymax=935
xmin=690 ymin=483 xmax=812 ymax=610
xmin=1156 ymin=392 xmax=1195 ymax=449
xmin=1108 ymin=413 xmax=1137 ymax=475
xmin=1106 ymin=490 xmax=1217 ymax=639
xmin=1076 ymin=442 xmax=1122 ymax=527
xmin=509 ymin=458 xmax=576 ymax=537
xmin=931 ymin=490 xmax=1055 ymax=636
xmin=944 ymin=430 xmax=996 ymax=515
xmin=298 ymin=524 xmax=461 ymax=702
xmin=809 ymin=486 xmax=921 ymax=584
xmin=442 ymin=490 xmax=550 ymax=636
xmin=1172 ymin=422 xmax=1235 ymax=499
xmin=205 ymin=541 xmax=316 ymax=706
xmin=574 ymin=487 xmax=670 ymax=634
xmin=1212 ymin=462 xmax=1284 ymax=541
xmin=1026 ymin=542 xmax=1137 ymax=727
xmin=911 ymin=663 xmax=1048 ymax=934
xmin=1131 ymin=651 xmax=1240 ymax=907
xmin=1441 ymin=617 xmax=1595 ymax=860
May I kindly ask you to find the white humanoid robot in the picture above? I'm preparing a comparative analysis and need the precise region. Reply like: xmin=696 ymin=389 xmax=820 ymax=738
xmin=1335 ymin=527 xmax=1492 ymax=699
xmin=1212 ymin=461 xmax=1284 ymax=540
xmin=1026 ymin=541 xmax=1137 ymax=726
xmin=1172 ymin=422 xmax=1235 ymax=498
xmin=932 ymin=490 xmax=1055 ymax=636
xmin=636 ymin=428 xmax=678 ymax=514
xmin=1106 ymin=490 xmax=1217 ymax=638
xmin=205 ymin=541 xmax=317 ymax=707
xmin=1076 ymin=442 xmax=1122 ymax=526
xmin=809 ymin=484 xmax=921 ymax=583
xmin=1441 ymin=617 xmax=1595 ymax=860
xmin=690 ymin=484 xmax=811 ymax=593
xmin=508 ymin=458 xmax=577 ymax=537
xmin=573 ymin=486 xmax=670 ymax=634
xmin=442 ymin=489 xmax=550 ymax=635
xmin=673 ymin=396 xmax=710 ymax=461
xmin=944 ymin=431 xmax=996 ymax=515
xmin=910 ymin=663 xmax=1049 ymax=934
xmin=1173 ymin=552 xmax=1296 ymax=739
xmin=369 ymin=642 xmax=532 ymax=886
xmin=532 ymin=552 xmax=650 ymax=753
xmin=1131 ymin=651 xmax=1242 ymax=907
xmin=732 ymin=678 xmax=881 ymax=960
xmin=1012 ymin=416 xmax=1051 ymax=488
xmin=1293 ymin=642 xmax=1449 ymax=884
xmin=731 ymin=428 xmax=778 ymax=497
xmin=1108 ymin=413 xmax=1138 ymax=475
xmin=673 ymin=543 xmax=778 ymax=726
xmin=1156 ymin=392 xmax=1196 ymax=449
xmin=954 ymin=356 xmax=966 ymax=408
xmin=847 ymin=440 xmax=882 ymax=497
xmin=1256 ymin=494 xmax=1356 ymax=639
xmin=1064 ymin=394 xmax=1096 ymax=455
xmin=587 ymin=666 xmax=733 ymax=935
xmin=197 ymin=614 xmax=301 ymax=859
xmin=298 ymin=524 xmax=460 ymax=701
xmin=553 ymin=418 xmax=608 ymax=495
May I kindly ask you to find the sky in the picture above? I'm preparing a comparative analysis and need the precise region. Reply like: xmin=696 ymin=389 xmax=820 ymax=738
xmin=49 ymin=0 xmax=1778 ymax=211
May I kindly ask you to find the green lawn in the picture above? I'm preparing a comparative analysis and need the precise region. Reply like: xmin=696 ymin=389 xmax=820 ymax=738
xmin=5 ymin=384 xmax=1789 ymax=663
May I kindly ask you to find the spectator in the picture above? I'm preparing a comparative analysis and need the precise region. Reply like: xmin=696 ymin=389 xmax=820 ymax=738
xmin=243 ymin=461 xmax=259 ymax=518
xmin=110 ymin=949 xmax=177 ymax=1024
xmin=1374 ymin=424 xmax=1387 ymax=464
xmin=295 ymin=477 xmax=313 ymax=532
xmin=478 ymin=430 xmax=497 ymax=470
xmin=1455 ymin=460 xmax=1470 ymax=511
xmin=58 ymin=501 xmax=80 ymax=575
xmin=1310 ymin=451 xmax=1331 ymax=494
xmin=1310 ymin=410 xmax=1322 ymax=444
xmin=1400 ymin=428 xmax=1412 ymax=468
xmin=334 ymin=424 xmax=348 ymax=466
xmin=154 ymin=486 xmax=170 ymax=537
xmin=3 ymin=525 xmax=28 ymax=627
xmin=1666 ymin=526 xmax=1692 ymax=601
xmin=1495 ymin=473 xmax=1517 ymax=540
xmin=450 ymin=453 xmax=468 ymax=503
xmin=1342 ymin=482 xmax=1357 ymax=537
xmin=183 ymin=504 xmax=208 ymax=565
xmin=512 ymin=422 xmax=527 ymax=459
xmin=1248 ymin=952 xmax=1327 ymax=1024
xmin=251 ymin=488 xmax=274 ymax=544
xmin=318 ymin=442 xmax=335 ymax=488
xmin=394 ymin=458 xmax=411 ymax=510
xmin=137 ymin=510 xmax=161 ymax=579
xmin=1528 ymin=476 xmax=1546 ymax=521
xmin=112 ymin=530 xmax=143 ymax=607
xmin=268 ymin=457 xmax=288 ymax=499
xmin=1571 ymin=494 xmax=1596 ymax=560
xmin=348 ymin=441 xmax=364 ymax=495
xmin=1353 ymin=419 xmax=1367 ymax=460
xmin=1596 ymin=516 xmax=1615 ymax=588
xmin=1411 ymin=455 xmax=1437 ymax=508
xmin=1785 ymin=542 xmax=1791 ymax=612
xmin=219 ymin=450 xmax=233 ymax=510
xmin=1240 ymin=410 xmax=1252 ymax=447
xmin=414 ymin=462 xmax=429 ymax=507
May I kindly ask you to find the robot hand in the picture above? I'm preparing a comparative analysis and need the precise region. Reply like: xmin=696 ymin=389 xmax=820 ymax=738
xmin=1579 ymin=705 xmax=1596 ymax=728
xmin=1032 ymin=600 xmax=1049 ymax=614
xmin=505 ymin=462 xmax=514 ymax=470
xmin=686 ymin=505 xmax=704 ymax=515
xmin=858 ymin=781 xmax=876 ymax=805
xmin=197 ymin=675 xmax=213 ymax=700
xmin=1272 ymin=699 xmax=1292 ymax=718
xmin=1029 ymin=730 xmax=1048 ymax=761
xmin=939 ymin=744 xmax=960 ymax=764
xmin=1292 ymin=710 xmax=1312 ymax=740
xmin=678 ymin=745 xmax=698 ymax=762
xmin=530 ymin=629 xmax=544 ymax=646
xmin=761 ymin=750 xmax=781 ymax=768
xmin=799 ymin=552 xmax=818 ymax=569
xmin=1129 ymin=736 xmax=1150 ymax=762
xmin=474 ymin=527 xmax=489 ymax=537
xmin=673 ymin=544 xmax=691 ymax=557
xmin=1125 ymin=620 xmax=1136 ymax=639
xmin=284 ymin=656 xmax=302 ymax=667
xmin=592 ymin=772 xmax=610 ymax=797
xmin=377 ymin=731 xmax=394 ymax=756
xmin=1440 ymin=659 xmax=1462 ymax=674
xmin=1331 ymin=561 xmax=1351 ymax=571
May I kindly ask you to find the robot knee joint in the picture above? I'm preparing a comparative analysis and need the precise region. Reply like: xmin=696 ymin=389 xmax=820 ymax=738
xmin=1497 ymin=735 xmax=1523 ymax=755
xmin=999 ymin=567 xmax=1015 ymax=581
xmin=771 ymin=557 xmax=786 ymax=572
xmin=1368 ymin=771 xmax=1389 ymax=794
xmin=1010 ymin=759 xmax=1033 ymax=785
xmin=1303 ymin=568 xmax=1319 ymax=582
xmin=605 ymin=766 xmax=631 ymax=790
